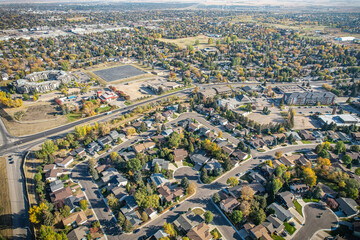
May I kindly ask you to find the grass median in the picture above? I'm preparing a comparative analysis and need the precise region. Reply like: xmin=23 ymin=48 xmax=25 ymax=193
xmin=0 ymin=157 xmax=12 ymax=239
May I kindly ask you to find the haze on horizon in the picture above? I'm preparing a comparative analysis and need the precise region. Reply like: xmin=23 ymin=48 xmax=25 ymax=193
xmin=0 ymin=0 xmax=360 ymax=7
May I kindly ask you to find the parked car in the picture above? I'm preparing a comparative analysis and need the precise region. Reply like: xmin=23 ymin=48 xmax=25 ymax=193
xmin=133 ymin=229 xmax=140 ymax=234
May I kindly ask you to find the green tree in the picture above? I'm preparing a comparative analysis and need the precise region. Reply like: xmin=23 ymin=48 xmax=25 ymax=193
xmin=335 ymin=141 xmax=346 ymax=154
xmin=60 ymin=205 xmax=71 ymax=218
xmin=154 ymin=163 xmax=160 ymax=173
xmin=181 ymin=177 xmax=189 ymax=188
xmin=342 ymin=155 xmax=352 ymax=165
xmin=118 ymin=212 xmax=125 ymax=226
xmin=61 ymin=61 xmax=70 ymax=71
xmin=250 ymin=208 xmax=266 ymax=225
xmin=212 ymin=193 xmax=221 ymax=203
xmin=123 ymin=219 xmax=133 ymax=233
xmin=227 ymin=177 xmax=239 ymax=187
xmin=231 ymin=210 xmax=243 ymax=224
xmin=79 ymin=199 xmax=88 ymax=211
xmin=141 ymin=211 xmax=149 ymax=222
xmin=204 ymin=211 xmax=213 ymax=223
xmin=38 ymin=225 xmax=67 ymax=240
xmin=169 ymin=132 xmax=181 ymax=149
xmin=127 ymin=158 xmax=142 ymax=171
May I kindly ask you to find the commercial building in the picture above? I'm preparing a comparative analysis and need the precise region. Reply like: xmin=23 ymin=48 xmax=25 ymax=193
xmin=319 ymin=114 xmax=360 ymax=127
xmin=283 ymin=91 xmax=336 ymax=105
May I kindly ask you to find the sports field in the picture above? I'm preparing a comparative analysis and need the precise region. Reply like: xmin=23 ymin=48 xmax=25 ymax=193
xmin=93 ymin=65 xmax=146 ymax=82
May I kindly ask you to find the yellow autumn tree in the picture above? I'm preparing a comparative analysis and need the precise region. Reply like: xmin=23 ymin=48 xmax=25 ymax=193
xmin=303 ymin=166 xmax=317 ymax=187
xmin=29 ymin=202 xmax=48 ymax=224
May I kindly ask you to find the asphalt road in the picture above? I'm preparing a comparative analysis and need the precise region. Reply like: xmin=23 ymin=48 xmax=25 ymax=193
xmin=71 ymin=161 xmax=122 ymax=240
xmin=292 ymin=203 xmax=338 ymax=240
xmin=0 ymin=80 xmax=332 ymax=239
xmin=5 ymin=151 xmax=31 ymax=240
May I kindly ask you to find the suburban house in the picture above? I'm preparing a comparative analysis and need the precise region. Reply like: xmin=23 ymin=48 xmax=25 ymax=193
xmin=149 ymin=173 xmax=169 ymax=188
xmin=157 ymin=185 xmax=184 ymax=203
xmin=248 ymin=171 xmax=267 ymax=184
xmin=133 ymin=141 xmax=156 ymax=153
xmin=186 ymin=222 xmax=212 ymax=240
xmin=267 ymin=203 xmax=294 ymax=222
xmin=203 ymin=159 xmax=223 ymax=173
xmin=62 ymin=211 xmax=87 ymax=227
xmin=249 ymin=224 xmax=272 ymax=240
xmin=43 ymin=164 xmax=56 ymax=172
xmin=336 ymin=197 xmax=359 ymax=217
xmin=191 ymin=152 xmax=210 ymax=169
xmin=97 ymin=135 xmax=113 ymax=148
xmin=173 ymin=211 xmax=203 ymax=233
xmin=145 ymin=207 xmax=157 ymax=219
xmin=262 ymin=215 xmax=285 ymax=235
xmin=120 ymin=204 xmax=141 ymax=226
xmin=87 ymin=142 xmax=101 ymax=155
xmin=249 ymin=138 xmax=266 ymax=149
xmin=49 ymin=180 xmax=64 ymax=193
xmin=66 ymin=225 xmax=89 ymax=240
xmin=153 ymin=230 xmax=168 ymax=240
xmin=152 ymin=158 xmax=170 ymax=171
xmin=162 ymin=129 xmax=174 ymax=137
xmin=101 ymin=168 xmax=128 ymax=186
xmin=45 ymin=169 xmax=63 ymax=182
xmin=232 ymin=150 xmax=248 ymax=161
xmin=188 ymin=122 xmax=201 ymax=131
xmin=55 ymin=156 xmax=74 ymax=168
xmin=290 ymin=184 xmax=309 ymax=195
xmin=109 ymin=130 xmax=124 ymax=143
xmin=50 ymin=186 xmax=73 ymax=208
xmin=220 ymin=196 xmax=240 ymax=213
xmin=276 ymin=191 xmax=294 ymax=209
xmin=70 ymin=147 xmax=86 ymax=157
xmin=173 ymin=149 xmax=188 ymax=162
xmin=299 ymin=130 xmax=316 ymax=141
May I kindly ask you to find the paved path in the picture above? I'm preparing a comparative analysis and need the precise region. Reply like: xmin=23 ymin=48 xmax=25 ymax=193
xmin=292 ymin=203 xmax=338 ymax=240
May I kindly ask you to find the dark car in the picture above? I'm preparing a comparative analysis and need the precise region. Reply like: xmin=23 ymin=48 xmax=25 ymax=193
xmin=133 ymin=229 xmax=140 ymax=234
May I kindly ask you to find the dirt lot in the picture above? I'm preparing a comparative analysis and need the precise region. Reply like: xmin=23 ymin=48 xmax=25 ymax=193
xmin=4 ymin=102 xmax=62 ymax=122
xmin=114 ymin=81 xmax=153 ymax=101
xmin=159 ymin=35 xmax=219 ymax=49
xmin=2 ymin=116 xmax=69 ymax=137
xmin=0 ymin=157 xmax=12 ymax=239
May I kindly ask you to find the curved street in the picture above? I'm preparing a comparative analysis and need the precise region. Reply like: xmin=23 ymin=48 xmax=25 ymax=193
xmin=292 ymin=203 xmax=338 ymax=240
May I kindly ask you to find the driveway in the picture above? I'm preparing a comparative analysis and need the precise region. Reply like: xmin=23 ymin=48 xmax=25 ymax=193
xmin=292 ymin=203 xmax=338 ymax=240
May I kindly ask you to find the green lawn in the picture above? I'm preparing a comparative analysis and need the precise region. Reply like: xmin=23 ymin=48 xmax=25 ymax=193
xmin=301 ymin=140 xmax=312 ymax=144
xmin=303 ymin=198 xmax=320 ymax=203
xmin=284 ymin=222 xmax=296 ymax=235
xmin=211 ymin=228 xmax=222 ymax=239
xmin=66 ymin=112 xmax=82 ymax=121
xmin=294 ymin=200 xmax=303 ymax=216
xmin=192 ymin=208 xmax=205 ymax=216
xmin=272 ymin=234 xmax=285 ymax=240
xmin=95 ymin=105 xmax=112 ymax=113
